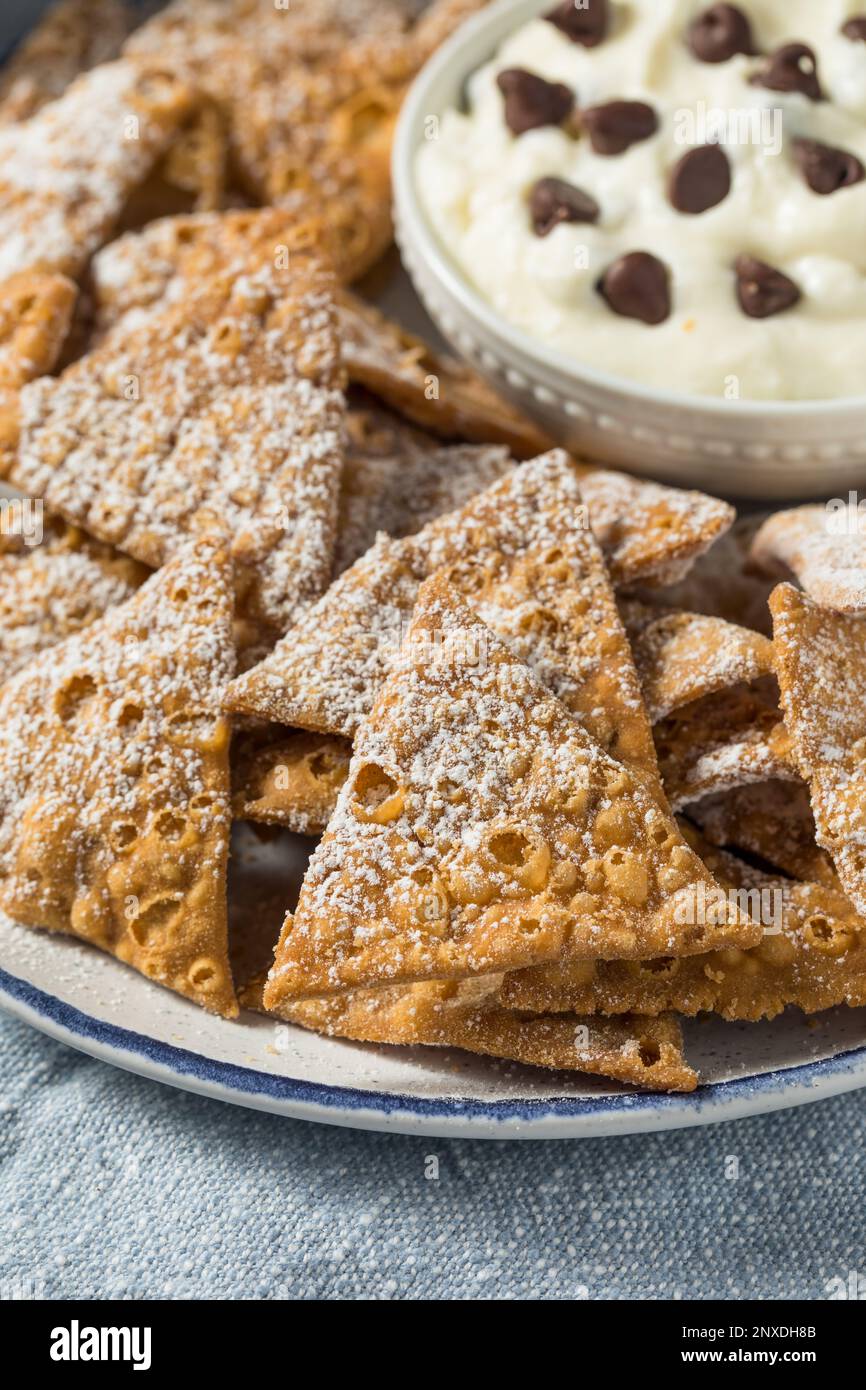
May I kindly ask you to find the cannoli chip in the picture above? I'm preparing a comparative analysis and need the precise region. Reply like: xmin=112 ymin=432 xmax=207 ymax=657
xmin=654 ymin=682 xmax=797 ymax=811
xmin=9 ymin=247 xmax=345 ymax=634
xmin=501 ymin=862 xmax=866 ymax=1023
xmin=771 ymin=582 xmax=866 ymax=914
xmin=751 ymin=504 xmax=866 ymax=615
xmin=689 ymin=780 xmax=836 ymax=887
xmin=621 ymin=603 xmax=775 ymax=723
xmin=336 ymin=290 xmax=554 ymax=456
xmin=0 ymin=534 xmax=237 ymax=1017
xmin=0 ymin=0 xmax=132 ymax=125
xmin=90 ymin=209 xmax=346 ymax=339
xmin=0 ymin=59 xmax=195 ymax=281
xmin=233 ymin=731 xmax=351 ymax=837
xmin=0 ymin=518 xmax=148 ymax=685
xmin=572 ymin=463 xmax=734 ymax=588
xmin=336 ymin=404 xmax=513 ymax=574
xmin=262 ymin=576 xmax=758 ymax=1005
xmin=0 ymin=270 xmax=77 ymax=457
xmin=275 ymin=977 xmax=697 ymax=1092
xmin=628 ymin=515 xmax=774 ymax=634
xmin=228 ymin=451 xmax=663 ymax=799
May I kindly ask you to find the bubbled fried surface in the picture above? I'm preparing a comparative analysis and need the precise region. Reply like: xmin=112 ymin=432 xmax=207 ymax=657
xmin=0 ymin=534 xmax=237 ymax=1017
xmin=8 ymin=247 xmax=345 ymax=635
xmin=263 ymin=576 xmax=758 ymax=1007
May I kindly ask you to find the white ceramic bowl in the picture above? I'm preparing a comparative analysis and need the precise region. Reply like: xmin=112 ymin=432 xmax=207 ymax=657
xmin=393 ymin=0 xmax=866 ymax=500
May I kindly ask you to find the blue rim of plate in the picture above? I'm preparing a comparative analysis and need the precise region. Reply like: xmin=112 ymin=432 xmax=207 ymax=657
xmin=3 ymin=964 xmax=866 ymax=1128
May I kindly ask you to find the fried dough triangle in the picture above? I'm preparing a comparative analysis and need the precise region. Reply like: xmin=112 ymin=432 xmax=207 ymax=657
xmin=771 ymin=582 xmax=866 ymax=915
xmin=752 ymin=505 xmax=866 ymax=615
xmin=273 ymin=974 xmax=697 ymax=1092
xmin=0 ymin=534 xmax=237 ymax=1017
xmin=227 ymin=450 xmax=663 ymax=800
xmin=262 ymin=576 xmax=759 ymax=1005
xmin=7 ymin=245 xmax=345 ymax=635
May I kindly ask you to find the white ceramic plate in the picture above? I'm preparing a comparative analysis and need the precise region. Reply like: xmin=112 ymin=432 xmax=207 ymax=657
xmin=2 ymin=825 xmax=866 ymax=1140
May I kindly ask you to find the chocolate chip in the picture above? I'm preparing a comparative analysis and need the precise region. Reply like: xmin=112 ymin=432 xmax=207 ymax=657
xmin=597 ymin=252 xmax=671 ymax=324
xmin=792 ymin=138 xmax=865 ymax=195
xmin=687 ymin=4 xmax=756 ymax=63
xmin=545 ymin=0 xmax=609 ymax=48
xmin=528 ymin=177 xmax=600 ymax=236
xmin=668 ymin=144 xmax=731 ymax=213
xmin=582 ymin=100 xmax=658 ymax=155
xmin=750 ymin=43 xmax=824 ymax=101
xmin=735 ymin=255 xmax=801 ymax=318
xmin=497 ymin=68 xmax=575 ymax=136
xmin=842 ymin=16 xmax=866 ymax=42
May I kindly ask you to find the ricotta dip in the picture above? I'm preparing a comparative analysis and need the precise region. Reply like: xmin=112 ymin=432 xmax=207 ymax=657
xmin=415 ymin=0 xmax=866 ymax=400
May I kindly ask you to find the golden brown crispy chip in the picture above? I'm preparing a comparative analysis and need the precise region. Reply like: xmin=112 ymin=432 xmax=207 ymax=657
xmin=8 ymin=246 xmax=345 ymax=635
xmin=627 ymin=515 xmax=774 ymax=634
xmin=336 ymin=404 xmax=514 ymax=575
xmin=0 ymin=517 xmax=149 ymax=685
xmin=572 ymin=462 xmax=735 ymax=589
xmin=501 ymin=853 xmax=866 ymax=1022
xmin=0 ymin=60 xmax=195 ymax=282
xmin=262 ymin=576 xmax=758 ymax=1005
xmin=232 ymin=730 xmax=351 ymax=837
xmin=0 ymin=534 xmax=238 ymax=1017
xmin=620 ymin=602 xmax=775 ymax=724
xmin=272 ymin=975 xmax=697 ymax=1092
xmin=689 ymin=780 xmax=836 ymax=887
xmin=126 ymin=1 xmax=422 ymax=282
xmin=771 ymin=582 xmax=866 ymax=915
xmin=90 ymin=209 xmax=342 ymax=339
xmin=0 ymin=270 xmax=77 ymax=458
xmin=751 ymin=505 xmax=866 ymax=615
xmin=0 ymin=0 xmax=132 ymax=124
xmin=227 ymin=451 xmax=664 ymax=802
xmin=336 ymin=290 xmax=554 ymax=456
xmin=654 ymin=681 xmax=798 ymax=812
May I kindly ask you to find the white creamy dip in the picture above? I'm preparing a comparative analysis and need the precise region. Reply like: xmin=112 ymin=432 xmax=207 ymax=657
xmin=415 ymin=0 xmax=866 ymax=400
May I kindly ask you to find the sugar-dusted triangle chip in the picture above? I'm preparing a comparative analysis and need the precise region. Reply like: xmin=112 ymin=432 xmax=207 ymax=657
xmin=90 ymin=209 xmax=339 ymax=340
xmin=0 ymin=517 xmax=149 ymax=685
xmin=572 ymin=462 xmax=735 ymax=589
xmin=335 ymin=404 xmax=513 ymax=575
xmin=629 ymin=515 xmax=775 ymax=634
xmin=771 ymin=582 xmax=866 ymax=915
xmin=233 ymin=731 xmax=352 ymax=837
xmin=271 ymin=973 xmax=696 ymax=1092
xmin=227 ymin=451 xmax=664 ymax=800
xmin=751 ymin=504 xmax=866 ymax=615
xmin=0 ymin=270 xmax=77 ymax=457
xmin=0 ymin=0 xmax=133 ymax=125
xmin=8 ymin=246 xmax=345 ymax=635
xmin=620 ymin=602 xmax=775 ymax=724
xmin=126 ymin=1 xmax=421 ymax=282
xmin=0 ymin=534 xmax=237 ymax=1016
xmin=263 ymin=576 xmax=758 ymax=1005
xmin=654 ymin=682 xmax=797 ymax=812
xmin=0 ymin=59 xmax=195 ymax=281
xmin=501 ymin=846 xmax=866 ymax=1022
xmin=336 ymin=290 xmax=554 ymax=457
xmin=689 ymin=780 xmax=836 ymax=887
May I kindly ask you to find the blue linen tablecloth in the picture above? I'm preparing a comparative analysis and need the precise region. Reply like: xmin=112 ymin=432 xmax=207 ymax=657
xmin=0 ymin=1013 xmax=863 ymax=1300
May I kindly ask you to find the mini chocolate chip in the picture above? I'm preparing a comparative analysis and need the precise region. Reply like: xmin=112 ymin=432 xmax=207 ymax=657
xmin=750 ymin=43 xmax=824 ymax=101
xmin=582 ymin=100 xmax=658 ymax=155
xmin=842 ymin=16 xmax=866 ymax=42
xmin=497 ymin=68 xmax=575 ymax=136
xmin=735 ymin=255 xmax=801 ymax=318
xmin=597 ymin=252 xmax=671 ymax=324
xmin=529 ymin=177 xmax=600 ymax=235
xmin=793 ymin=138 xmax=865 ymax=195
xmin=668 ymin=144 xmax=732 ymax=213
xmin=687 ymin=4 xmax=756 ymax=63
xmin=545 ymin=0 xmax=608 ymax=47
